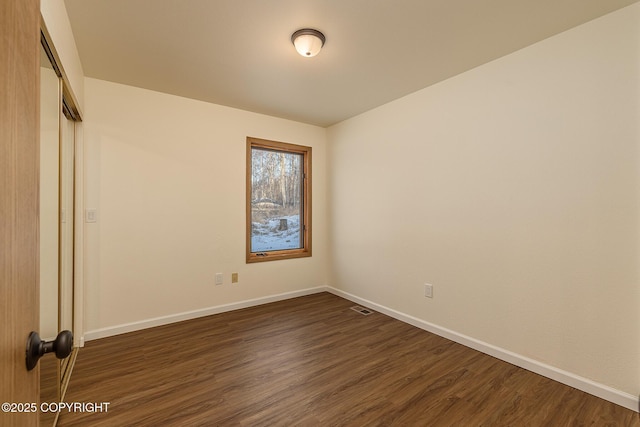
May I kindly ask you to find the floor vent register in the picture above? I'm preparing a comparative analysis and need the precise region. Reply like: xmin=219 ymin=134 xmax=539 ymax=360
xmin=350 ymin=306 xmax=374 ymax=316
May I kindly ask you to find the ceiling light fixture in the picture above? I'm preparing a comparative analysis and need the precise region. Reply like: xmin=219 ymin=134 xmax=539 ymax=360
xmin=291 ymin=28 xmax=325 ymax=58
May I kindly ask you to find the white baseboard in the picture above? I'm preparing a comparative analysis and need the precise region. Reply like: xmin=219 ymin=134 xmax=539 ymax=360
xmin=327 ymin=287 xmax=640 ymax=413
xmin=83 ymin=285 xmax=638 ymax=412
xmin=83 ymin=286 xmax=327 ymax=342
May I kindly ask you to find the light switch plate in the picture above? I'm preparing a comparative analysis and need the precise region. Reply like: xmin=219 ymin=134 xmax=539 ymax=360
xmin=85 ymin=208 xmax=97 ymax=223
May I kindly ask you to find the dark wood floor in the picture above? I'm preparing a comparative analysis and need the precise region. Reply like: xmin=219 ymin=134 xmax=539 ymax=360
xmin=58 ymin=293 xmax=639 ymax=426
xmin=40 ymin=357 xmax=58 ymax=426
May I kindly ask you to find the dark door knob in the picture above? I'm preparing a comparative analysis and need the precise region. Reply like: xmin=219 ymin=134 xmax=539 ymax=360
xmin=26 ymin=330 xmax=73 ymax=371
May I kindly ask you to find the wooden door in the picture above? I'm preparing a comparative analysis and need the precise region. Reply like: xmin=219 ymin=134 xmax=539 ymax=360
xmin=0 ymin=0 xmax=41 ymax=426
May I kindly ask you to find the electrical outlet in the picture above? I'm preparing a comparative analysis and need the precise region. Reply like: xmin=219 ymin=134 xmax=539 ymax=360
xmin=215 ymin=273 xmax=223 ymax=286
xmin=424 ymin=283 xmax=433 ymax=298
xmin=231 ymin=273 xmax=238 ymax=283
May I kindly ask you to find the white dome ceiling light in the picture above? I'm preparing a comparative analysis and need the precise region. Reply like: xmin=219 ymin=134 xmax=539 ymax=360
xmin=291 ymin=28 xmax=326 ymax=58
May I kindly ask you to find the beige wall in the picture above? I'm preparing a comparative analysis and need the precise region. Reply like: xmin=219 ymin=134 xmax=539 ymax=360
xmin=83 ymin=78 xmax=328 ymax=333
xmin=328 ymin=3 xmax=639 ymax=398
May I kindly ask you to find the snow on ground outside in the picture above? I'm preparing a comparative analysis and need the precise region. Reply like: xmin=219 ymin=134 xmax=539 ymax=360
xmin=251 ymin=215 xmax=301 ymax=252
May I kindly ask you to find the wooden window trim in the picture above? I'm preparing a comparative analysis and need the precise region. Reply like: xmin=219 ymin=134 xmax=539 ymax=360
xmin=246 ymin=137 xmax=312 ymax=263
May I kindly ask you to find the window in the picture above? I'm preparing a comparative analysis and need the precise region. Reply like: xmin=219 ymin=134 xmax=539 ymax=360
xmin=246 ymin=137 xmax=311 ymax=263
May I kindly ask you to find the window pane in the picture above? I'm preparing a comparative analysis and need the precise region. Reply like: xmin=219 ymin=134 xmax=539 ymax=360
xmin=251 ymin=148 xmax=303 ymax=253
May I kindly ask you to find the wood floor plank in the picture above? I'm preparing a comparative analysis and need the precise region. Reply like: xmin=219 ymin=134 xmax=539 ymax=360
xmin=58 ymin=293 xmax=639 ymax=426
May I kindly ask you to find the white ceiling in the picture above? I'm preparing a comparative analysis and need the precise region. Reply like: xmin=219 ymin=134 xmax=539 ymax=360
xmin=64 ymin=0 xmax=638 ymax=127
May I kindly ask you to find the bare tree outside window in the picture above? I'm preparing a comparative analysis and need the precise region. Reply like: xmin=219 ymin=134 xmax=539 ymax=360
xmin=246 ymin=138 xmax=311 ymax=263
